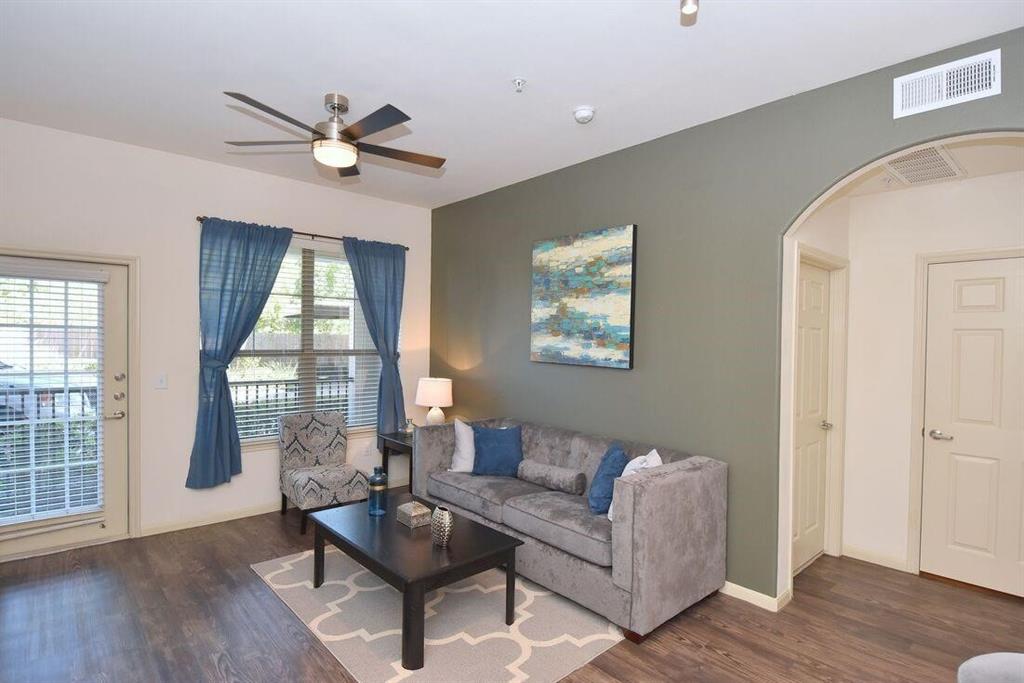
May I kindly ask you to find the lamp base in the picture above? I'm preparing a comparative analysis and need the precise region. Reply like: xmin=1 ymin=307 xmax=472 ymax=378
xmin=425 ymin=406 xmax=446 ymax=425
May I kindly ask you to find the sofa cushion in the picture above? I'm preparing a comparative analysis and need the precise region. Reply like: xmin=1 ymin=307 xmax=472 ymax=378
xmin=450 ymin=419 xmax=476 ymax=472
xmin=588 ymin=444 xmax=629 ymax=514
xmin=573 ymin=433 xmax=693 ymax=495
xmin=503 ymin=491 xmax=613 ymax=566
xmin=281 ymin=465 xmax=368 ymax=510
xmin=471 ymin=424 xmax=523 ymax=477
xmin=518 ymin=460 xmax=586 ymax=495
xmin=427 ymin=471 xmax=547 ymax=523
xmin=520 ymin=422 xmax=579 ymax=467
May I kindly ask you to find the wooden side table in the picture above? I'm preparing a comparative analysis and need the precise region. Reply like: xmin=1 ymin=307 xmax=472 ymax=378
xmin=377 ymin=430 xmax=414 ymax=484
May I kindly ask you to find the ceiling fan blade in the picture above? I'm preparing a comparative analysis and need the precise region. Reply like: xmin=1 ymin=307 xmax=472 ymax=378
xmin=223 ymin=92 xmax=320 ymax=136
xmin=338 ymin=165 xmax=360 ymax=178
xmin=357 ymin=142 xmax=446 ymax=169
xmin=225 ymin=140 xmax=311 ymax=146
xmin=341 ymin=104 xmax=410 ymax=140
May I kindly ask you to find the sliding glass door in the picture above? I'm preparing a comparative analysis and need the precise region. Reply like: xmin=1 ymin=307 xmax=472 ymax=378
xmin=0 ymin=255 xmax=128 ymax=559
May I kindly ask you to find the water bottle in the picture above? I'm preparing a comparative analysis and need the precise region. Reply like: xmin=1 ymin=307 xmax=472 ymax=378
xmin=368 ymin=466 xmax=388 ymax=517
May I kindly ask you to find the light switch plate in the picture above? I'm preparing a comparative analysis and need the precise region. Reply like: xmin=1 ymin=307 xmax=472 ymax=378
xmin=155 ymin=373 xmax=168 ymax=390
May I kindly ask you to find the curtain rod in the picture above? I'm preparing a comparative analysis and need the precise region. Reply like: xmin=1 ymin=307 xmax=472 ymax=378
xmin=195 ymin=216 xmax=408 ymax=250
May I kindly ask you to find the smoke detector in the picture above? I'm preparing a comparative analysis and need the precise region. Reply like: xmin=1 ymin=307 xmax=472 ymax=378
xmin=574 ymin=106 xmax=595 ymax=124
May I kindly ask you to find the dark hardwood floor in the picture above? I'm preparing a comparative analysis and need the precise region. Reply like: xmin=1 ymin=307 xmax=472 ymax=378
xmin=2 ymin=509 xmax=1020 ymax=683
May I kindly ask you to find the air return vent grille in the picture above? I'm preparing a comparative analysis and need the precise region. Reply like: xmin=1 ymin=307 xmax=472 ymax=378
xmin=884 ymin=145 xmax=963 ymax=185
xmin=893 ymin=49 xmax=1001 ymax=119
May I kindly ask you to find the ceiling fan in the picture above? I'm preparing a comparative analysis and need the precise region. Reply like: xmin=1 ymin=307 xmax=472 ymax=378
xmin=224 ymin=92 xmax=445 ymax=178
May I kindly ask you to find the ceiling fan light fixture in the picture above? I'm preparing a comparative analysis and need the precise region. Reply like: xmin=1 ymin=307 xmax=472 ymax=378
xmin=680 ymin=0 xmax=699 ymax=16
xmin=311 ymin=138 xmax=358 ymax=168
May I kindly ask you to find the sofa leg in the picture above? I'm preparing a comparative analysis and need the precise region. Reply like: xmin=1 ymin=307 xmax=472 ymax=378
xmin=300 ymin=510 xmax=308 ymax=535
xmin=623 ymin=630 xmax=648 ymax=644
xmin=280 ymin=493 xmax=287 ymax=516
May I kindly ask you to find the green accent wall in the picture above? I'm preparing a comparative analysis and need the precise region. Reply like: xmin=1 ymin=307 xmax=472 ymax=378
xmin=430 ymin=29 xmax=1024 ymax=597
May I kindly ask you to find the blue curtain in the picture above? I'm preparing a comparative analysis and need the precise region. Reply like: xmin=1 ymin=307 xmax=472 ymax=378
xmin=186 ymin=218 xmax=292 ymax=489
xmin=343 ymin=237 xmax=407 ymax=434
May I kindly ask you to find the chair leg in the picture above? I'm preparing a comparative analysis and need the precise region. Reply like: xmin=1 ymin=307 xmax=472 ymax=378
xmin=280 ymin=493 xmax=287 ymax=515
xmin=301 ymin=509 xmax=308 ymax=535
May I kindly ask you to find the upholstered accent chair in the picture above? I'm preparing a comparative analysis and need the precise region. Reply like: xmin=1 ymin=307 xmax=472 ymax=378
xmin=278 ymin=410 xmax=369 ymax=533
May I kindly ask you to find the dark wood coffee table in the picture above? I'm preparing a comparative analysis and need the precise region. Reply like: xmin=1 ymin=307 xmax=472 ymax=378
xmin=310 ymin=493 xmax=523 ymax=670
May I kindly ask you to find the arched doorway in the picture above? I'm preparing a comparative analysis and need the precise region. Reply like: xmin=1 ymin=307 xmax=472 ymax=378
xmin=776 ymin=131 xmax=1024 ymax=601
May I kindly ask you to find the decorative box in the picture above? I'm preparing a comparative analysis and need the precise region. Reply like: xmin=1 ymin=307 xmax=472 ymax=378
xmin=397 ymin=501 xmax=432 ymax=528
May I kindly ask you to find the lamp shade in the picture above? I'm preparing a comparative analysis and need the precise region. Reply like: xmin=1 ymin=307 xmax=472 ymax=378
xmin=415 ymin=377 xmax=453 ymax=408
xmin=311 ymin=138 xmax=358 ymax=168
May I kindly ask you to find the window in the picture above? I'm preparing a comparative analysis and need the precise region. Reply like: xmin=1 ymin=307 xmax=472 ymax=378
xmin=227 ymin=243 xmax=381 ymax=440
xmin=0 ymin=275 xmax=103 ymax=524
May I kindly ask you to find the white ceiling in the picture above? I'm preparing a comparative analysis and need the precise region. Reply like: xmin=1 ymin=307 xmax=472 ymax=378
xmin=1 ymin=1 xmax=1021 ymax=209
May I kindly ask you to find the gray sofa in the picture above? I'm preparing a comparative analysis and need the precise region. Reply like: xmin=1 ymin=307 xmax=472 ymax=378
xmin=413 ymin=418 xmax=728 ymax=637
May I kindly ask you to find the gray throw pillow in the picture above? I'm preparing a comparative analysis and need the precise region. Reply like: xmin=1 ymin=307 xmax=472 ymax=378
xmin=518 ymin=460 xmax=586 ymax=495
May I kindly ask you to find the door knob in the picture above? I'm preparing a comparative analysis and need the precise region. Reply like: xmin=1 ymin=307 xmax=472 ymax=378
xmin=104 ymin=410 xmax=126 ymax=420
xmin=928 ymin=429 xmax=954 ymax=441
xmin=819 ymin=420 xmax=833 ymax=431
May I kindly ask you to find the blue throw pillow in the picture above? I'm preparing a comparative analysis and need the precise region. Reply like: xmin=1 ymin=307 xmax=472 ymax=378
xmin=588 ymin=444 xmax=629 ymax=514
xmin=471 ymin=425 xmax=523 ymax=477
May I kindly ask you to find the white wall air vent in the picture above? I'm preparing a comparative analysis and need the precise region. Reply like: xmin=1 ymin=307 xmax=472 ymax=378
xmin=884 ymin=145 xmax=963 ymax=185
xmin=893 ymin=49 xmax=1001 ymax=119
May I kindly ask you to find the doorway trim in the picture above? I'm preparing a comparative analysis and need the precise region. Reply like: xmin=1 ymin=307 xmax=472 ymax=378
xmin=776 ymin=131 xmax=1024 ymax=600
xmin=789 ymin=245 xmax=849 ymax=581
xmin=906 ymin=246 xmax=1024 ymax=573
xmin=0 ymin=246 xmax=142 ymax=550
xmin=795 ymin=245 xmax=849 ymax=566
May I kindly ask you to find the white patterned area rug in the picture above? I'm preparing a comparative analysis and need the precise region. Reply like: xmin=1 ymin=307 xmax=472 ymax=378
xmin=252 ymin=548 xmax=622 ymax=683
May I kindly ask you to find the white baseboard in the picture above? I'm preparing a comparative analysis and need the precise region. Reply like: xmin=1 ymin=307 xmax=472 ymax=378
xmin=841 ymin=544 xmax=911 ymax=573
xmin=0 ymin=533 xmax=130 ymax=563
xmin=720 ymin=581 xmax=792 ymax=612
xmin=140 ymin=502 xmax=281 ymax=538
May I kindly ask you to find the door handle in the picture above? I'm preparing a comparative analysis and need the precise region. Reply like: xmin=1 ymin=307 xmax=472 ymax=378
xmin=819 ymin=420 xmax=833 ymax=431
xmin=104 ymin=410 xmax=126 ymax=420
xmin=928 ymin=429 xmax=954 ymax=441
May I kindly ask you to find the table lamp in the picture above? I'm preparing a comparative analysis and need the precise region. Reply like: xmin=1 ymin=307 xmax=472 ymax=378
xmin=415 ymin=377 xmax=453 ymax=425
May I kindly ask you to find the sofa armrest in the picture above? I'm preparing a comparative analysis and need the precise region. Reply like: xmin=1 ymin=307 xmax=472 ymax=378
xmin=412 ymin=424 xmax=455 ymax=497
xmin=611 ymin=456 xmax=727 ymax=635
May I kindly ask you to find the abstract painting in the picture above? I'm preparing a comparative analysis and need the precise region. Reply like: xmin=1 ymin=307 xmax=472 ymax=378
xmin=531 ymin=225 xmax=636 ymax=369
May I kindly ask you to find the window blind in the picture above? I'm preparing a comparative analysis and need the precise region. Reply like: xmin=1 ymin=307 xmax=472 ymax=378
xmin=0 ymin=275 xmax=104 ymax=525
xmin=228 ymin=244 xmax=382 ymax=440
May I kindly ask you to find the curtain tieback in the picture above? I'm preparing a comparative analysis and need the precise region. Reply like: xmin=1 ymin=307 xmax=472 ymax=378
xmin=200 ymin=352 xmax=230 ymax=371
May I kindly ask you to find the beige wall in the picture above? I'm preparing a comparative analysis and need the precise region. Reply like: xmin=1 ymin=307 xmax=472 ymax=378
xmin=792 ymin=197 xmax=850 ymax=260
xmin=0 ymin=118 xmax=431 ymax=535
xmin=842 ymin=170 xmax=1023 ymax=567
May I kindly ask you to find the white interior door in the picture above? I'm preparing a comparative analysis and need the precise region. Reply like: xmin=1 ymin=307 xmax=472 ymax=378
xmin=793 ymin=261 xmax=831 ymax=573
xmin=0 ymin=256 xmax=129 ymax=560
xmin=921 ymin=257 xmax=1023 ymax=596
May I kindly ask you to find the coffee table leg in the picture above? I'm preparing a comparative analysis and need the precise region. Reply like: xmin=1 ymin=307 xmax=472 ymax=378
xmin=505 ymin=549 xmax=516 ymax=626
xmin=402 ymin=583 xmax=425 ymax=670
xmin=313 ymin=524 xmax=324 ymax=588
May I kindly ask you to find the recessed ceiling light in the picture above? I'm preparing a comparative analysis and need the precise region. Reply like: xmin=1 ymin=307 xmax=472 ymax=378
xmin=680 ymin=0 xmax=699 ymax=16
